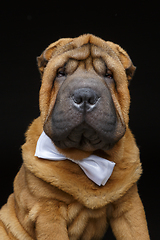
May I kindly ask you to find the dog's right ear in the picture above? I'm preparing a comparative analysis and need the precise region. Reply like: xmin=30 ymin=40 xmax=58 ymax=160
xmin=37 ymin=38 xmax=73 ymax=76
xmin=37 ymin=46 xmax=56 ymax=76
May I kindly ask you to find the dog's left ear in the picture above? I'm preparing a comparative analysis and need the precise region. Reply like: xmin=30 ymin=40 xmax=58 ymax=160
xmin=107 ymin=42 xmax=136 ymax=81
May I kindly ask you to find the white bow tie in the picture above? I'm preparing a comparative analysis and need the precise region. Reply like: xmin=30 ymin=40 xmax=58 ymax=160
xmin=35 ymin=131 xmax=115 ymax=186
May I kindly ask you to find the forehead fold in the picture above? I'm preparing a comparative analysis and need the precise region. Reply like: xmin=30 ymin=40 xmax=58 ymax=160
xmin=47 ymin=35 xmax=125 ymax=80
xmin=50 ymin=34 xmax=115 ymax=60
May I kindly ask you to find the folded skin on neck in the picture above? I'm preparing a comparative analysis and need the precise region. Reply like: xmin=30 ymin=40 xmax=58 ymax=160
xmin=35 ymin=131 xmax=115 ymax=186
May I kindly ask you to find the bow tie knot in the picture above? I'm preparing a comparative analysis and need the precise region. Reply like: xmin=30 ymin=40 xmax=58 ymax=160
xmin=35 ymin=131 xmax=115 ymax=186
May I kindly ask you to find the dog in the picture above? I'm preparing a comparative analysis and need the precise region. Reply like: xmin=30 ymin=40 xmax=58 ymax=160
xmin=0 ymin=34 xmax=150 ymax=239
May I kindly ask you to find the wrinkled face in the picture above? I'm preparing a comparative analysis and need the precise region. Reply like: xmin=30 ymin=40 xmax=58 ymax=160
xmin=38 ymin=35 xmax=135 ymax=151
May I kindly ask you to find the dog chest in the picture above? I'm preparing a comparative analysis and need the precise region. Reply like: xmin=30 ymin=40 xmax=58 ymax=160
xmin=66 ymin=201 xmax=108 ymax=239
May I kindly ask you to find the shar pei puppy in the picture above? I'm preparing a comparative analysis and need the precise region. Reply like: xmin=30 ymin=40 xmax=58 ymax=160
xmin=0 ymin=34 xmax=150 ymax=240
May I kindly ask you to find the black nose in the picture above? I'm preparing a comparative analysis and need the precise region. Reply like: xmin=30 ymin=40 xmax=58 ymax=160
xmin=72 ymin=88 xmax=100 ymax=112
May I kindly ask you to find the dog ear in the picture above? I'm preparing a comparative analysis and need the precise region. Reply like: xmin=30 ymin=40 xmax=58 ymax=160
xmin=37 ymin=38 xmax=73 ymax=76
xmin=37 ymin=46 xmax=57 ymax=76
xmin=107 ymin=42 xmax=136 ymax=81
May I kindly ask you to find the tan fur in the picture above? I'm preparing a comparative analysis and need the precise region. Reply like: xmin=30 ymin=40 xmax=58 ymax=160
xmin=0 ymin=34 xmax=150 ymax=239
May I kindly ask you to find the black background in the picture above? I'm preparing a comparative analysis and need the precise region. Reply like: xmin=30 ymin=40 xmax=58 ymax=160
xmin=0 ymin=1 xmax=159 ymax=239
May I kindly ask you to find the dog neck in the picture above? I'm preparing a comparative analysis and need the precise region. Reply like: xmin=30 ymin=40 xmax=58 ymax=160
xmin=22 ymin=117 xmax=142 ymax=209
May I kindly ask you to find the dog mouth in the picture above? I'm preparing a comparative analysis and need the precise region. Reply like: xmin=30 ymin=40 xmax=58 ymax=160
xmin=52 ymin=122 xmax=114 ymax=151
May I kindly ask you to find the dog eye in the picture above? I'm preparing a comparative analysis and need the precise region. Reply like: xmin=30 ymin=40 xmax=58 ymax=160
xmin=57 ymin=67 xmax=66 ymax=77
xmin=105 ymin=69 xmax=113 ymax=79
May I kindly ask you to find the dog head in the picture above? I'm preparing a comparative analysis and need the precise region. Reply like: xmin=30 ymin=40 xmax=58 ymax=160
xmin=37 ymin=34 xmax=135 ymax=152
